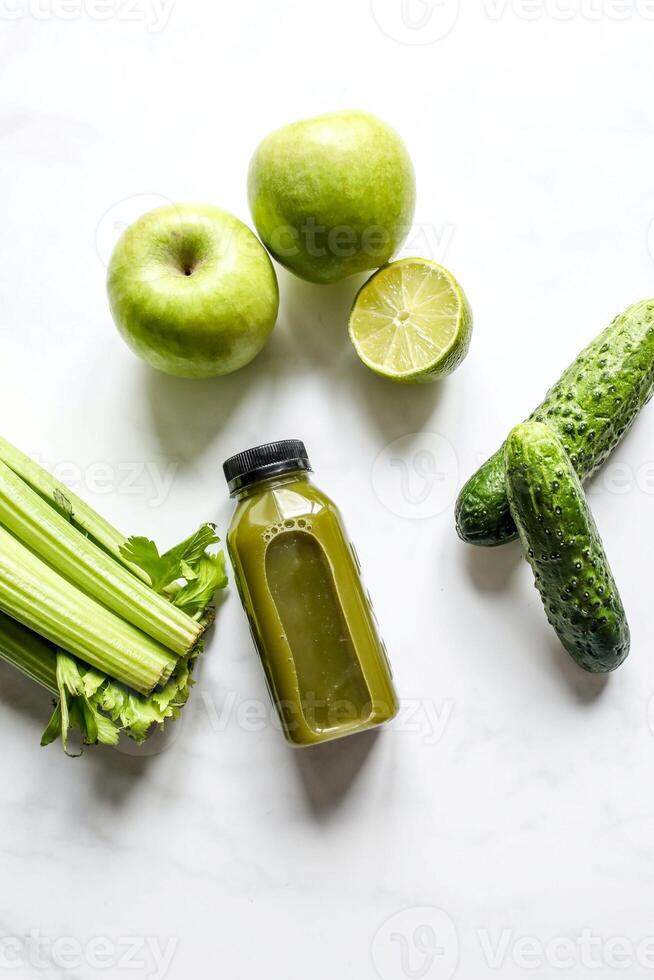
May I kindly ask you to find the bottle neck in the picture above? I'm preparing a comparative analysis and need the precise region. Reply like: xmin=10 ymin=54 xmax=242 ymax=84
xmin=232 ymin=468 xmax=311 ymax=501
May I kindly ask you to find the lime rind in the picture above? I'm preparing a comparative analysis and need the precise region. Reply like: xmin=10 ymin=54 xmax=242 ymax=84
xmin=348 ymin=258 xmax=473 ymax=383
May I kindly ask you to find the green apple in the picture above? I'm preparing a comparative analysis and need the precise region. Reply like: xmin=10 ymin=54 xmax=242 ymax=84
xmin=248 ymin=110 xmax=416 ymax=284
xmin=107 ymin=204 xmax=279 ymax=378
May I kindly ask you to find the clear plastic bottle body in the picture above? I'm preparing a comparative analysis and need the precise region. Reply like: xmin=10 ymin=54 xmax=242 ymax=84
xmin=227 ymin=469 xmax=398 ymax=746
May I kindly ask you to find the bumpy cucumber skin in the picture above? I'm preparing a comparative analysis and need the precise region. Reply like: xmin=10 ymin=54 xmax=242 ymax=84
xmin=456 ymin=300 xmax=654 ymax=546
xmin=505 ymin=422 xmax=629 ymax=673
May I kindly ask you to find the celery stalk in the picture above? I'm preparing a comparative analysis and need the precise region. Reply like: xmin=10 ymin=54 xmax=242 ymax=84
xmin=0 ymin=524 xmax=176 ymax=695
xmin=0 ymin=460 xmax=201 ymax=655
xmin=0 ymin=611 xmax=57 ymax=692
xmin=0 ymin=435 xmax=148 ymax=581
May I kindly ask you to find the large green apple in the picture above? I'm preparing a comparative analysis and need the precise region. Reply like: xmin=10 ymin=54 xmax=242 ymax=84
xmin=248 ymin=110 xmax=416 ymax=284
xmin=107 ymin=204 xmax=279 ymax=378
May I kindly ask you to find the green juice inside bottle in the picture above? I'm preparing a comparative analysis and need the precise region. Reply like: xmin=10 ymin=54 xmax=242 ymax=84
xmin=224 ymin=440 xmax=399 ymax=746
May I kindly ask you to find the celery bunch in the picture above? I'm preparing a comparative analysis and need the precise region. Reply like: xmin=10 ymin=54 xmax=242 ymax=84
xmin=0 ymin=437 xmax=227 ymax=753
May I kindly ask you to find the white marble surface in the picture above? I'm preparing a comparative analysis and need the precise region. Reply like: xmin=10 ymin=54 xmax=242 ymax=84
xmin=1 ymin=3 xmax=654 ymax=978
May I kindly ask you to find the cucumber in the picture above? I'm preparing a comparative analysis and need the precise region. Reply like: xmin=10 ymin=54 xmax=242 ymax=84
xmin=505 ymin=422 xmax=629 ymax=673
xmin=456 ymin=300 xmax=654 ymax=546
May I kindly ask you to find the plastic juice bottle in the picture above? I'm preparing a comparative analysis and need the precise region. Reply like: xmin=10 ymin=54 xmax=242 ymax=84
xmin=223 ymin=440 xmax=399 ymax=746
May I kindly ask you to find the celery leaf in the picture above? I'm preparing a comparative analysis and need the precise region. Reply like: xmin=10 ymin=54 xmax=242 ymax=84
xmin=41 ymin=651 xmax=120 ymax=753
xmin=166 ymin=524 xmax=219 ymax=566
xmin=119 ymin=523 xmax=224 ymax=615
xmin=118 ymin=537 xmax=179 ymax=592
xmin=173 ymin=552 xmax=228 ymax=617
xmin=53 ymin=489 xmax=74 ymax=523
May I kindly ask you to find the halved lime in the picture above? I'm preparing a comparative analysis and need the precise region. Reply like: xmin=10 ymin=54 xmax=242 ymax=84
xmin=348 ymin=258 xmax=473 ymax=383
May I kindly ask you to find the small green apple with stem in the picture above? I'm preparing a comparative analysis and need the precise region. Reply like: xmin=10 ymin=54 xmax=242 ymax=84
xmin=248 ymin=110 xmax=416 ymax=284
xmin=107 ymin=203 xmax=279 ymax=378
